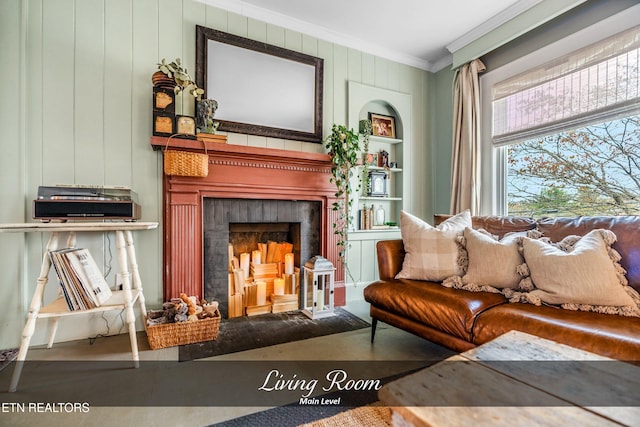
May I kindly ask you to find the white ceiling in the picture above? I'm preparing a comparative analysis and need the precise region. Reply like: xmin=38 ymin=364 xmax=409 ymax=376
xmin=197 ymin=0 xmax=542 ymax=71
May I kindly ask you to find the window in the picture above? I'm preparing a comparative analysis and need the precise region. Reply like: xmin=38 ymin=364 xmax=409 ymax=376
xmin=507 ymin=115 xmax=640 ymax=216
xmin=480 ymin=11 xmax=640 ymax=216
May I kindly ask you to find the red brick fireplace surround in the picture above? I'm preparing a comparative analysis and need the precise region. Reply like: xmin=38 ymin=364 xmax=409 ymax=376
xmin=150 ymin=136 xmax=344 ymax=309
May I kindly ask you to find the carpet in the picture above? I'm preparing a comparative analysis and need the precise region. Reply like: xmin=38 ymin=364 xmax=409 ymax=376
xmin=210 ymin=406 xmax=363 ymax=427
xmin=179 ymin=308 xmax=370 ymax=361
xmin=207 ymin=367 xmax=420 ymax=427
xmin=299 ymin=403 xmax=390 ymax=427
xmin=210 ymin=404 xmax=390 ymax=427
xmin=0 ymin=348 xmax=18 ymax=372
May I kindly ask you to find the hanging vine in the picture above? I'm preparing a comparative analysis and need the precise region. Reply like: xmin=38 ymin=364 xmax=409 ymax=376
xmin=325 ymin=121 xmax=372 ymax=283
xmin=359 ymin=119 xmax=373 ymax=192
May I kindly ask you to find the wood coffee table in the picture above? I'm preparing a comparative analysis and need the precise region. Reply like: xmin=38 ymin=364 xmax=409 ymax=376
xmin=379 ymin=331 xmax=640 ymax=427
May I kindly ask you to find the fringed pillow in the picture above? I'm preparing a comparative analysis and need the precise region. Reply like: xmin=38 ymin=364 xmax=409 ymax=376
xmin=507 ymin=229 xmax=640 ymax=317
xmin=442 ymin=228 xmax=541 ymax=293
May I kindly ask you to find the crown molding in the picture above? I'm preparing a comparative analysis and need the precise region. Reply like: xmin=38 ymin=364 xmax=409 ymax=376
xmin=196 ymin=0 xmax=434 ymax=71
xmin=446 ymin=0 xmax=544 ymax=54
xmin=431 ymin=55 xmax=454 ymax=73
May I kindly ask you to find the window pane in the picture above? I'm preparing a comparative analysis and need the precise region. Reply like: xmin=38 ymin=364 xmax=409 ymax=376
xmin=507 ymin=115 xmax=640 ymax=216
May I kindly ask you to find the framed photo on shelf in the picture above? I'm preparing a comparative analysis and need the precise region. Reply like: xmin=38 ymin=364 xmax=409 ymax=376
xmin=363 ymin=152 xmax=378 ymax=166
xmin=370 ymin=113 xmax=396 ymax=139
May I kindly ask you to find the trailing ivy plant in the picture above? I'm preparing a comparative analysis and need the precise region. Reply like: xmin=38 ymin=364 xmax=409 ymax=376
xmin=325 ymin=123 xmax=363 ymax=283
xmin=359 ymin=119 xmax=373 ymax=192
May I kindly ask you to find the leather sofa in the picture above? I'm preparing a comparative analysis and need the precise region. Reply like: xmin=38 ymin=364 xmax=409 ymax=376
xmin=363 ymin=215 xmax=640 ymax=360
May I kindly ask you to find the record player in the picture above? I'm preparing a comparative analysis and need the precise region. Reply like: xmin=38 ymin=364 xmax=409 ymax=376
xmin=33 ymin=185 xmax=141 ymax=220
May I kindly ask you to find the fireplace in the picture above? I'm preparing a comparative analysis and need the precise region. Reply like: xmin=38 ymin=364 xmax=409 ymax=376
xmin=150 ymin=136 xmax=344 ymax=313
xmin=204 ymin=198 xmax=321 ymax=317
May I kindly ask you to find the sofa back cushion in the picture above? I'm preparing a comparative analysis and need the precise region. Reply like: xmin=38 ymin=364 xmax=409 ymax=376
xmin=537 ymin=216 xmax=640 ymax=292
xmin=434 ymin=214 xmax=537 ymax=238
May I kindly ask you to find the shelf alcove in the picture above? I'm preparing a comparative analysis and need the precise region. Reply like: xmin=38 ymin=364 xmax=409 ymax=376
xmin=346 ymin=81 xmax=413 ymax=285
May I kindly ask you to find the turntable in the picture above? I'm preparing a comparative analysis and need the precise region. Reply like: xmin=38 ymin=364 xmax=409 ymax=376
xmin=33 ymin=185 xmax=141 ymax=220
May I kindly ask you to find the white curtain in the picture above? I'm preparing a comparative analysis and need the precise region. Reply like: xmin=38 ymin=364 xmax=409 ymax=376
xmin=450 ymin=58 xmax=485 ymax=215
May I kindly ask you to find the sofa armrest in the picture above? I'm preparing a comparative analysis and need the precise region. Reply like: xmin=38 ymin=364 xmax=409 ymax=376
xmin=376 ymin=239 xmax=406 ymax=280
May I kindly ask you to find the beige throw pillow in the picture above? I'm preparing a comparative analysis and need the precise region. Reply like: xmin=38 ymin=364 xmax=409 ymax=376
xmin=522 ymin=230 xmax=639 ymax=310
xmin=396 ymin=210 xmax=471 ymax=281
xmin=461 ymin=227 xmax=523 ymax=289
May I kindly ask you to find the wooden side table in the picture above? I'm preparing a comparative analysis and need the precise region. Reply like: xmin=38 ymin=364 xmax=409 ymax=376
xmin=0 ymin=221 xmax=158 ymax=392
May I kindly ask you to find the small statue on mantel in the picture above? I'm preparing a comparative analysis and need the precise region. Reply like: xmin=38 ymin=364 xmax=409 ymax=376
xmin=196 ymin=98 xmax=220 ymax=134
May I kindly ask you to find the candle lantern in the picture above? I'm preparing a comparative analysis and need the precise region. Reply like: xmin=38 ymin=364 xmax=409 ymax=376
xmin=302 ymin=255 xmax=335 ymax=319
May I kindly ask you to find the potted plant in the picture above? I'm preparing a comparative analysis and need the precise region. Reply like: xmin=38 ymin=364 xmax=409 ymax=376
xmin=153 ymin=58 xmax=204 ymax=99
xmin=325 ymin=123 xmax=363 ymax=282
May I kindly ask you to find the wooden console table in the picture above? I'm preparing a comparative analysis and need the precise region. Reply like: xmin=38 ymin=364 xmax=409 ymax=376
xmin=380 ymin=330 xmax=640 ymax=426
xmin=0 ymin=221 xmax=158 ymax=392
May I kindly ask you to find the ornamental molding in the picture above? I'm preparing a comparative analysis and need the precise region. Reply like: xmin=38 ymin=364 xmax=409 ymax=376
xmin=210 ymin=158 xmax=331 ymax=174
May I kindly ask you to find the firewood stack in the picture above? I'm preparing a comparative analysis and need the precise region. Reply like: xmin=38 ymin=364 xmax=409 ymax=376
xmin=228 ymin=241 xmax=299 ymax=317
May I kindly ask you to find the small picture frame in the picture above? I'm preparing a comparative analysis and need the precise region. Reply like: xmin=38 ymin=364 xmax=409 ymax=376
xmin=370 ymin=113 xmax=396 ymax=139
xmin=363 ymin=153 xmax=378 ymax=166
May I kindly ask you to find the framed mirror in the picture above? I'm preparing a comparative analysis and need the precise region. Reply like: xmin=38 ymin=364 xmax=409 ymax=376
xmin=196 ymin=25 xmax=324 ymax=143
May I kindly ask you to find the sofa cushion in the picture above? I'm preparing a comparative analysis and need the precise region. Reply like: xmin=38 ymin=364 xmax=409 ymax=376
xmin=364 ymin=279 xmax=506 ymax=342
xmin=460 ymin=227 xmax=524 ymax=289
xmin=396 ymin=210 xmax=471 ymax=281
xmin=473 ymin=303 xmax=640 ymax=360
xmin=536 ymin=216 xmax=640 ymax=292
xmin=516 ymin=229 xmax=640 ymax=316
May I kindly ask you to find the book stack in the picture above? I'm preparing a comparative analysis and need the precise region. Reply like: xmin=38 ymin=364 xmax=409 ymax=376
xmin=49 ymin=248 xmax=113 ymax=311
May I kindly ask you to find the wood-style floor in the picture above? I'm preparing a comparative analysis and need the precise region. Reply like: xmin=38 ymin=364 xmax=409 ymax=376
xmin=0 ymin=299 xmax=452 ymax=427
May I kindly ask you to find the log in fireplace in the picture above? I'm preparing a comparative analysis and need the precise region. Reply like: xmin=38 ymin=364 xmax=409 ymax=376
xmin=150 ymin=136 xmax=344 ymax=316
xmin=206 ymin=199 xmax=321 ymax=317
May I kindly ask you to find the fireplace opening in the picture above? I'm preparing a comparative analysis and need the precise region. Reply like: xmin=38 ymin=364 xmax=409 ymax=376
xmin=229 ymin=222 xmax=301 ymax=266
xmin=228 ymin=223 xmax=301 ymax=317
xmin=203 ymin=198 xmax=321 ymax=318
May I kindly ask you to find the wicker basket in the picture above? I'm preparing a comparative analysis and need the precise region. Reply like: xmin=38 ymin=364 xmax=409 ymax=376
xmin=145 ymin=310 xmax=220 ymax=350
xmin=163 ymin=134 xmax=209 ymax=177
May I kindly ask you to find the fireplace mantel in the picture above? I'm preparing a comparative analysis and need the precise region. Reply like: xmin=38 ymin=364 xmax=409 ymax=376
xmin=150 ymin=136 xmax=344 ymax=305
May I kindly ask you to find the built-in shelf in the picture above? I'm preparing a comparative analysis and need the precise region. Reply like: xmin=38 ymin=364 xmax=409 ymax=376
xmin=369 ymin=135 xmax=402 ymax=145
xmin=349 ymin=228 xmax=400 ymax=234
xmin=360 ymin=196 xmax=402 ymax=201
xmin=347 ymin=81 xmax=411 ymax=286
xmin=367 ymin=166 xmax=403 ymax=173
xmin=348 ymin=228 xmax=401 ymax=242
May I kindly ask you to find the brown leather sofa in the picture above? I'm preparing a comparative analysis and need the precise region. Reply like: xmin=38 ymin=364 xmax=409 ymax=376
xmin=363 ymin=215 xmax=640 ymax=360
